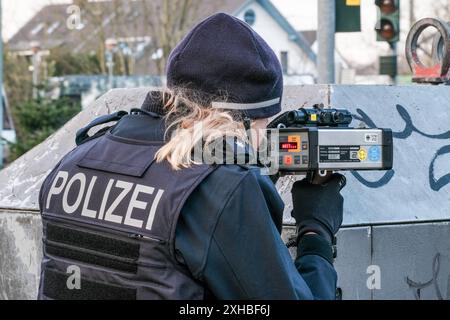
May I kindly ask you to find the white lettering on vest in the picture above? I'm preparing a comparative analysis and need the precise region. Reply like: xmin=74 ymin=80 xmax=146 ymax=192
xmin=146 ymin=189 xmax=164 ymax=230
xmin=98 ymin=178 xmax=114 ymax=220
xmin=46 ymin=171 xmax=69 ymax=209
xmin=45 ymin=171 xmax=166 ymax=231
xmin=80 ymin=176 xmax=98 ymax=218
xmin=103 ymin=180 xmax=133 ymax=224
xmin=124 ymin=184 xmax=154 ymax=228
xmin=62 ymin=173 xmax=86 ymax=214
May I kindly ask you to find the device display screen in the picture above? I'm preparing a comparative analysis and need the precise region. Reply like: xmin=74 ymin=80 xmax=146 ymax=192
xmin=279 ymin=142 xmax=298 ymax=150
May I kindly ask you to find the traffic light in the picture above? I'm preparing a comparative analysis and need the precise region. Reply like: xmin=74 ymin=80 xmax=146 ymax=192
xmin=336 ymin=0 xmax=361 ymax=33
xmin=375 ymin=0 xmax=400 ymax=43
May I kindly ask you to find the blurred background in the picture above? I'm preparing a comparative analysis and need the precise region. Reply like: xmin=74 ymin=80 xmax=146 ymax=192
xmin=0 ymin=0 xmax=449 ymax=168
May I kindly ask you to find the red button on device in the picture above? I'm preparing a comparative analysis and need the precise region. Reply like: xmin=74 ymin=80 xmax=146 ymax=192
xmin=284 ymin=156 xmax=293 ymax=165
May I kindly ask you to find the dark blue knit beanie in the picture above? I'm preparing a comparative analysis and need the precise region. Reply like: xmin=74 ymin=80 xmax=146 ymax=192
xmin=166 ymin=13 xmax=283 ymax=119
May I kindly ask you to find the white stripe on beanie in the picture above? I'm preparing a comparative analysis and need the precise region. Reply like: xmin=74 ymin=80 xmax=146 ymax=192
xmin=211 ymin=97 xmax=281 ymax=111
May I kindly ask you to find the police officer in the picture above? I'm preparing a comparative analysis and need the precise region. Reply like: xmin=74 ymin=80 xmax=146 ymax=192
xmin=38 ymin=13 xmax=345 ymax=300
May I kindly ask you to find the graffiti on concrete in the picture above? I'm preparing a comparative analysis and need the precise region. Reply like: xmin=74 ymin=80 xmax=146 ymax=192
xmin=352 ymin=105 xmax=450 ymax=191
xmin=430 ymin=145 xmax=450 ymax=192
xmin=351 ymin=170 xmax=395 ymax=188
xmin=406 ymin=253 xmax=450 ymax=300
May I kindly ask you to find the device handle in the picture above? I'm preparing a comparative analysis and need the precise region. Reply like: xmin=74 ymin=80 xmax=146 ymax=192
xmin=307 ymin=170 xmax=333 ymax=185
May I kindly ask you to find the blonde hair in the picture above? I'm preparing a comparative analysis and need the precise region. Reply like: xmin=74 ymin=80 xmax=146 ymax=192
xmin=155 ymin=88 xmax=249 ymax=170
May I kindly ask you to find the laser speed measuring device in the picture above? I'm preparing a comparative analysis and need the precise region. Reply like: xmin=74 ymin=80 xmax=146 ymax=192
xmin=266 ymin=106 xmax=393 ymax=174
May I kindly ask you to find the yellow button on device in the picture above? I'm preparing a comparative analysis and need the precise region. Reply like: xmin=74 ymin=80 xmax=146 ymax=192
xmin=358 ymin=149 xmax=368 ymax=161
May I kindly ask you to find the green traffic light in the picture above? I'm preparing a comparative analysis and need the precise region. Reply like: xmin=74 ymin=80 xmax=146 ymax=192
xmin=375 ymin=0 xmax=400 ymax=43
xmin=380 ymin=19 xmax=396 ymax=41
xmin=377 ymin=0 xmax=397 ymax=14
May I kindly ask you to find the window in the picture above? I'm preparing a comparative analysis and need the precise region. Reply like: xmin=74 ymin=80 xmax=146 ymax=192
xmin=244 ymin=9 xmax=256 ymax=26
xmin=280 ymin=51 xmax=288 ymax=74
xmin=151 ymin=48 xmax=163 ymax=60
xmin=47 ymin=22 xmax=61 ymax=34
xmin=30 ymin=23 xmax=45 ymax=36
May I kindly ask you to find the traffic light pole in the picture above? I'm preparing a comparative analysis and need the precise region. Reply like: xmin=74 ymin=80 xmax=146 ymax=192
xmin=375 ymin=0 xmax=400 ymax=84
xmin=389 ymin=42 xmax=398 ymax=84
xmin=318 ymin=0 xmax=336 ymax=84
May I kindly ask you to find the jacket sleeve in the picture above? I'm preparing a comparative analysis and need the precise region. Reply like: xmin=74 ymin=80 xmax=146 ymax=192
xmin=176 ymin=169 xmax=337 ymax=300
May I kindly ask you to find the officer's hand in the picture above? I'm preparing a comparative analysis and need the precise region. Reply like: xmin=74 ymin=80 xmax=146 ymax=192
xmin=291 ymin=173 xmax=346 ymax=244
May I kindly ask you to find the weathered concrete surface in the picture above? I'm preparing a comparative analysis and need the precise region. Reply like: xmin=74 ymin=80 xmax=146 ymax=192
xmin=277 ymin=85 xmax=450 ymax=225
xmin=0 ymin=85 xmax=449 ymax=300
xmin=0 ymin=210 xmax=42 ymax=300
xmin=289 ymin=223 xmax=450 ymax=300
xmin=2 ymin=217 xmax=450 ymax=300
xmin=334 ymin=227 xmax=372 ymax=300
xmin=372 ymin=222 xmax=450 ymax=300
xmin=329 ymin=85 xmax=450 ymax=225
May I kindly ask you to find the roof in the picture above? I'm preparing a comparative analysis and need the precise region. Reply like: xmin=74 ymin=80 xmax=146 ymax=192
xmin=7 ymin=0 xmax=245 ymax=53
xmin=299 ymin=30 xmax=317 ymax=46
xmin=7 ymin=0 xmax=317 ymax=68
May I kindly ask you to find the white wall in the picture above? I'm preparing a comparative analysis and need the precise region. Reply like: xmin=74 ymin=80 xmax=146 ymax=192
xmin=235 ymin=1 xmax=318 ymax=80
xmin=272 ymin=0 xmax=317 ymax=30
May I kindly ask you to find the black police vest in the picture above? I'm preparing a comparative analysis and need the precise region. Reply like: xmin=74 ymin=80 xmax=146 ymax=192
xmin=38 ymin=131 xmax=217 ymax=300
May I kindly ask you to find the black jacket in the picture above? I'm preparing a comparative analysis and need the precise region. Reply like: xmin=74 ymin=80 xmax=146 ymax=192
xmin=110 ymin=113 xmax=338 ymax=300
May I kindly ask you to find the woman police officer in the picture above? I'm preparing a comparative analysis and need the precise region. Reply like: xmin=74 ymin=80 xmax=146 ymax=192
xmin=38 ymin=13 xmax=345 ymax=300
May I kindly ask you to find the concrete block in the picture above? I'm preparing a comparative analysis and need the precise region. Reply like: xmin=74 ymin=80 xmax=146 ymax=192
xmin=335 ymin=227 xmax=373 ymax=300
xmin=331 ymin=85 xmax=450 ymax=225
xmin=0 ymin=210 xmax=42 ymax=300
xmin=372 ymin=222 xmax=450 ymax=300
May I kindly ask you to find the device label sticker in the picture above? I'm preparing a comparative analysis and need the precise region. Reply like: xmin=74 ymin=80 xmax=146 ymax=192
xmin=320 ymin=146 xmax=361 ymax=163
xmin=365 ymin=133 xmax=379 ymax=143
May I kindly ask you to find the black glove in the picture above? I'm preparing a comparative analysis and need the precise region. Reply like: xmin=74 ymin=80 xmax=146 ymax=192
xmin=291 ymin=173 xmax=346 ymax=244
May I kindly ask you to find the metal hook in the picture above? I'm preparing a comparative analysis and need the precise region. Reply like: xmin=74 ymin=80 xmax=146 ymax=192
xmin=405 ymin=18 xmax=450 ymax=84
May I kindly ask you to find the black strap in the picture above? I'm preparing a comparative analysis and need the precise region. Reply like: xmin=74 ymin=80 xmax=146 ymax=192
xmin=47 ymin=223 xmax=140 ymax=260
xmin=45 ymin=243 xmax=138 ymax=273
xmin=45 ymin=223 xmax=139 ymax=274
xmin=130 ymin=108 xmax=162 ymax=119
xmin=76 ymin=110 xmax=128 ymax=146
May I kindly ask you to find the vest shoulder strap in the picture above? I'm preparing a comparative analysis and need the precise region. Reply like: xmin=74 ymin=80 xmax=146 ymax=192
xmin=76 ymin=111 xmax=128 ymax=146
